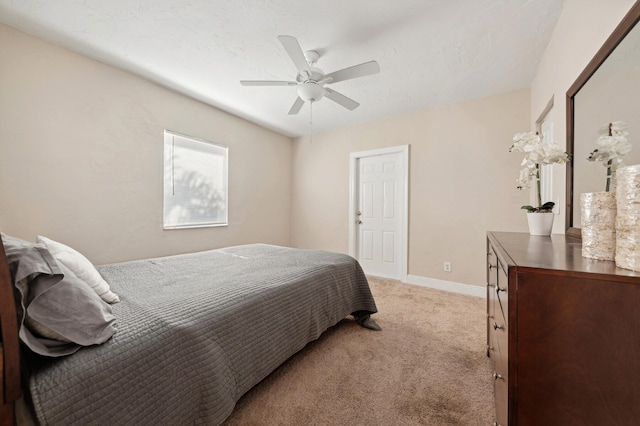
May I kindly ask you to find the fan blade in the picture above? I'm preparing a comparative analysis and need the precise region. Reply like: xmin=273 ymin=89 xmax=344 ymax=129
xmin=278 ymin=35 xmax=312 ymax=76
xmin=324 ymin=88 xmax=359 ymax=111
xmin=240 ymin=80 xmax=297 ymax=86
xmin=324 ymin=61 xmax=380 ymax=84
xmin=288 ymin=97 xmax=305 ymax=115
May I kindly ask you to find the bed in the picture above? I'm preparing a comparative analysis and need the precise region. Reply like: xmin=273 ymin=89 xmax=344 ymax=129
xmin=0 ymin=234 xmax=379 ymax=425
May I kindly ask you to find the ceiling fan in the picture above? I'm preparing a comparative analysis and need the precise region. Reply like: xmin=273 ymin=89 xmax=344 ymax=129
xmin=240 ymin=35 xmax=380 ymax=115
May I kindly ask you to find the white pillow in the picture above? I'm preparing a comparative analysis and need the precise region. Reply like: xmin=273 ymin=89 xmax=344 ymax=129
xmin=36 ymin=236 xmax=120 ymax=303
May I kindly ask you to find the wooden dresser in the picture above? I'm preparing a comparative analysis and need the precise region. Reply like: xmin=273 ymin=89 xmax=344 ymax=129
xmin=486 ymin=231 xmax=640 ymax=426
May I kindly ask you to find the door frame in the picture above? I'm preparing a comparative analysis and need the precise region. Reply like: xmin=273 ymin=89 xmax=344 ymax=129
xmin=348 ymin=145 xmax=409 ymax=282
xmin=536 ymin=96 xmax=558 ymax=214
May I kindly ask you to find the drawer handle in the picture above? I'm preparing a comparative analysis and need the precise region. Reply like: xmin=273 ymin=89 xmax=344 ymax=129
xmin=493 ymin=371 xmax=504 ymax=381
xmin=493 ymin=321 xmax=504 ymax=331
xmin=487 ymin=313 xmax=494 ymax=319
xmin=496 ymin=285 xmax=507 ymax=293
xmin=488 ymin=282 xmax=496 ymax=288
xmin=488 ymin=264 xmax=496 ymax=270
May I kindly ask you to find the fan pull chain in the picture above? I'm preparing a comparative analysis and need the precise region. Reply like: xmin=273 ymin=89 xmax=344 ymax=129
xmin=309 ymin=102 xmax=313 ymax=143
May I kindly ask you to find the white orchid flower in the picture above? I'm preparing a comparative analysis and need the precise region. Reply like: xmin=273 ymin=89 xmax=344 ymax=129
xmin=588 ymin=121 xmax=632 ymax=191
xmin=510 ymin=132 xmax=541 ymax=153
xmin=599 ymin=121 xmax=629 ymax=137
xmin=541 ymin=143 xmax=569 ymax=164
xmin=510 ymin=131 xmax=569 ymax=210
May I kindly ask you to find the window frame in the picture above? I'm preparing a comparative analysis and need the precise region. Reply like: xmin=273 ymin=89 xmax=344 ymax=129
xmin=163 ymin=130 xmax=229 ymax=230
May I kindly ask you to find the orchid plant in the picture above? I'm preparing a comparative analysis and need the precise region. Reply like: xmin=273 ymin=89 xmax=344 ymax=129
xmin=510 ymin=132 xmax=569 ymax=213
xmin=587 ymin=121 xmax=632 ymax=192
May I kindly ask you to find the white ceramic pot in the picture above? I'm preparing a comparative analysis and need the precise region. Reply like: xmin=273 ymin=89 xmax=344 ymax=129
xmin=615 ymin=164 xmax=640 ymax=272
xmin=581 ymin=192 xmax=616 ymax=260
xmin=526 ymin=212 xmax=554 ymax=236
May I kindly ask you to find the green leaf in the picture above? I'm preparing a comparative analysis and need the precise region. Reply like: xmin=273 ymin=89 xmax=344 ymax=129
xmin=521 ymin=205 xmax=535 ymax=212
xmin=541 ymin=201 xmax=555 ymax=210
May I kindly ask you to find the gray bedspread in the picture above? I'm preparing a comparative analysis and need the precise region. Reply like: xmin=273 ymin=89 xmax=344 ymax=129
xmin=25 ymin=244 xmax=377 ymax=425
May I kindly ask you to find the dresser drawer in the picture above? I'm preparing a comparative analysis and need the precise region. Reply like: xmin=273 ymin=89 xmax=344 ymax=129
xmin=491 ymin=298 xmax=508 ymax=374
xmin=496 ymin=262 xmax=508 ymax=321
xmin=492 ymin=316 xmax=508 ymax=376
xmin=494 ymin=367 xmax=508 ymax=426
xmin=492 ymin=330 xmax=508 ymax=426
xmin=493 ymin=295 xmax=508 ymax=425
xmin=493 ymin=274 xmax=508 ymax=355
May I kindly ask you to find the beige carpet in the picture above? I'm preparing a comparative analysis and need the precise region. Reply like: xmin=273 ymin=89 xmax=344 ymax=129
xmin=222 ymin=277 xmax=494 ymax=425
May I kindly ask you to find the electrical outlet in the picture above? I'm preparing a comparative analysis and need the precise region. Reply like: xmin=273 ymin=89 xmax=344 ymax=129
xmin=444 ymin=261 xmax=452 ymax=272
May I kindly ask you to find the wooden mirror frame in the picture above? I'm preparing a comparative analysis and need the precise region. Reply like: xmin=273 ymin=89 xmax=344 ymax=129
xmin=565 ymin=1 xmax=640 ymax=238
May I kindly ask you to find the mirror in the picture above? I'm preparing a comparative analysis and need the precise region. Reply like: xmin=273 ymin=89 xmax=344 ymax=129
xmin=566 ymin=2 xmax=640 ymax=238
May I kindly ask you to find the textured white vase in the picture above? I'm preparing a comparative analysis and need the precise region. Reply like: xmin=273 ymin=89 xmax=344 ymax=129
xmin=581 ymin=192 xmax=616 ymax=260
xmin=615 ymin=164 xmax=640 ymax=272
xmin=527 ymin=212 xmax=554 ymax=236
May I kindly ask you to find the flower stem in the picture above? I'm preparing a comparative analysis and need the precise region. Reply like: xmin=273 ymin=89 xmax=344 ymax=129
xmin=606 ymin=123 xmax=613 ymax=192
xmin=536 ymin=164 xmax=542 ymax=208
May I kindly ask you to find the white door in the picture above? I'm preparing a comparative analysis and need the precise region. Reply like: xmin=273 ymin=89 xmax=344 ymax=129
xmin=353 ymin=151 xmax=405 ymax=279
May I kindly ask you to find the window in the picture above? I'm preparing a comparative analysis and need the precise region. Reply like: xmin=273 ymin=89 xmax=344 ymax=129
xmin=163 ymin=130 xmax=228 ymax=229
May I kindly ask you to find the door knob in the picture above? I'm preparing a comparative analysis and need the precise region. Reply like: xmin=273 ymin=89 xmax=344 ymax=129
xmin=356 ymin=220 xmax=362 ymax=224
xmin=356 ymin=210 xmax=362 ymax=216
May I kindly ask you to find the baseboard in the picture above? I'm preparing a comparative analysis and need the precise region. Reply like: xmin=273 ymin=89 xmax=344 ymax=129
xmin=406 ymin=275 xmax=484 ymax=298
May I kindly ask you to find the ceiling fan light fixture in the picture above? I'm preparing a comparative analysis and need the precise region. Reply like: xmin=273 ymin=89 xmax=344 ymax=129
xmin=241 ymin=35 xmax=380 ymax=114
xmin=298 ymin=82 xmax=325 ymax=102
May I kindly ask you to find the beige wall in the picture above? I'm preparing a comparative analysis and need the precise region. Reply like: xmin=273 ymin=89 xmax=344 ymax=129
xmin=530 ymin=0 xmax=638 ymax=232
xmin=0 ymin=23 xmax=292 ymax=264
xmin=291 ymin=89 xmax=531 ymax=286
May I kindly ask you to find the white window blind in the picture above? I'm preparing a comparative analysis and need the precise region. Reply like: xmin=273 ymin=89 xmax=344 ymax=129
xmin=163 ymin=130 xmax=228 ymax=229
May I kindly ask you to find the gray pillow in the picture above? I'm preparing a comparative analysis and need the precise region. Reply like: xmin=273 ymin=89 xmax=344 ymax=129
xmin=2 ymin=233 xmax=117 ymax=357
xmin=2 ymin=233 xmax=60 ymax=289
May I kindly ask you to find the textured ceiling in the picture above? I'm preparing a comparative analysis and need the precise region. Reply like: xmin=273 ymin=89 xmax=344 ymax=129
xmin=0 ymin=0 xmax=565 ymax=138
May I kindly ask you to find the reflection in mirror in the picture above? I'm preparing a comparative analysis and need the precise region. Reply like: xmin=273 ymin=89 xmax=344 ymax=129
xmin=566 ymin=2 xmax=640 ymax=237
xmin=573 ymin=23 xmax=640 ymax=228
